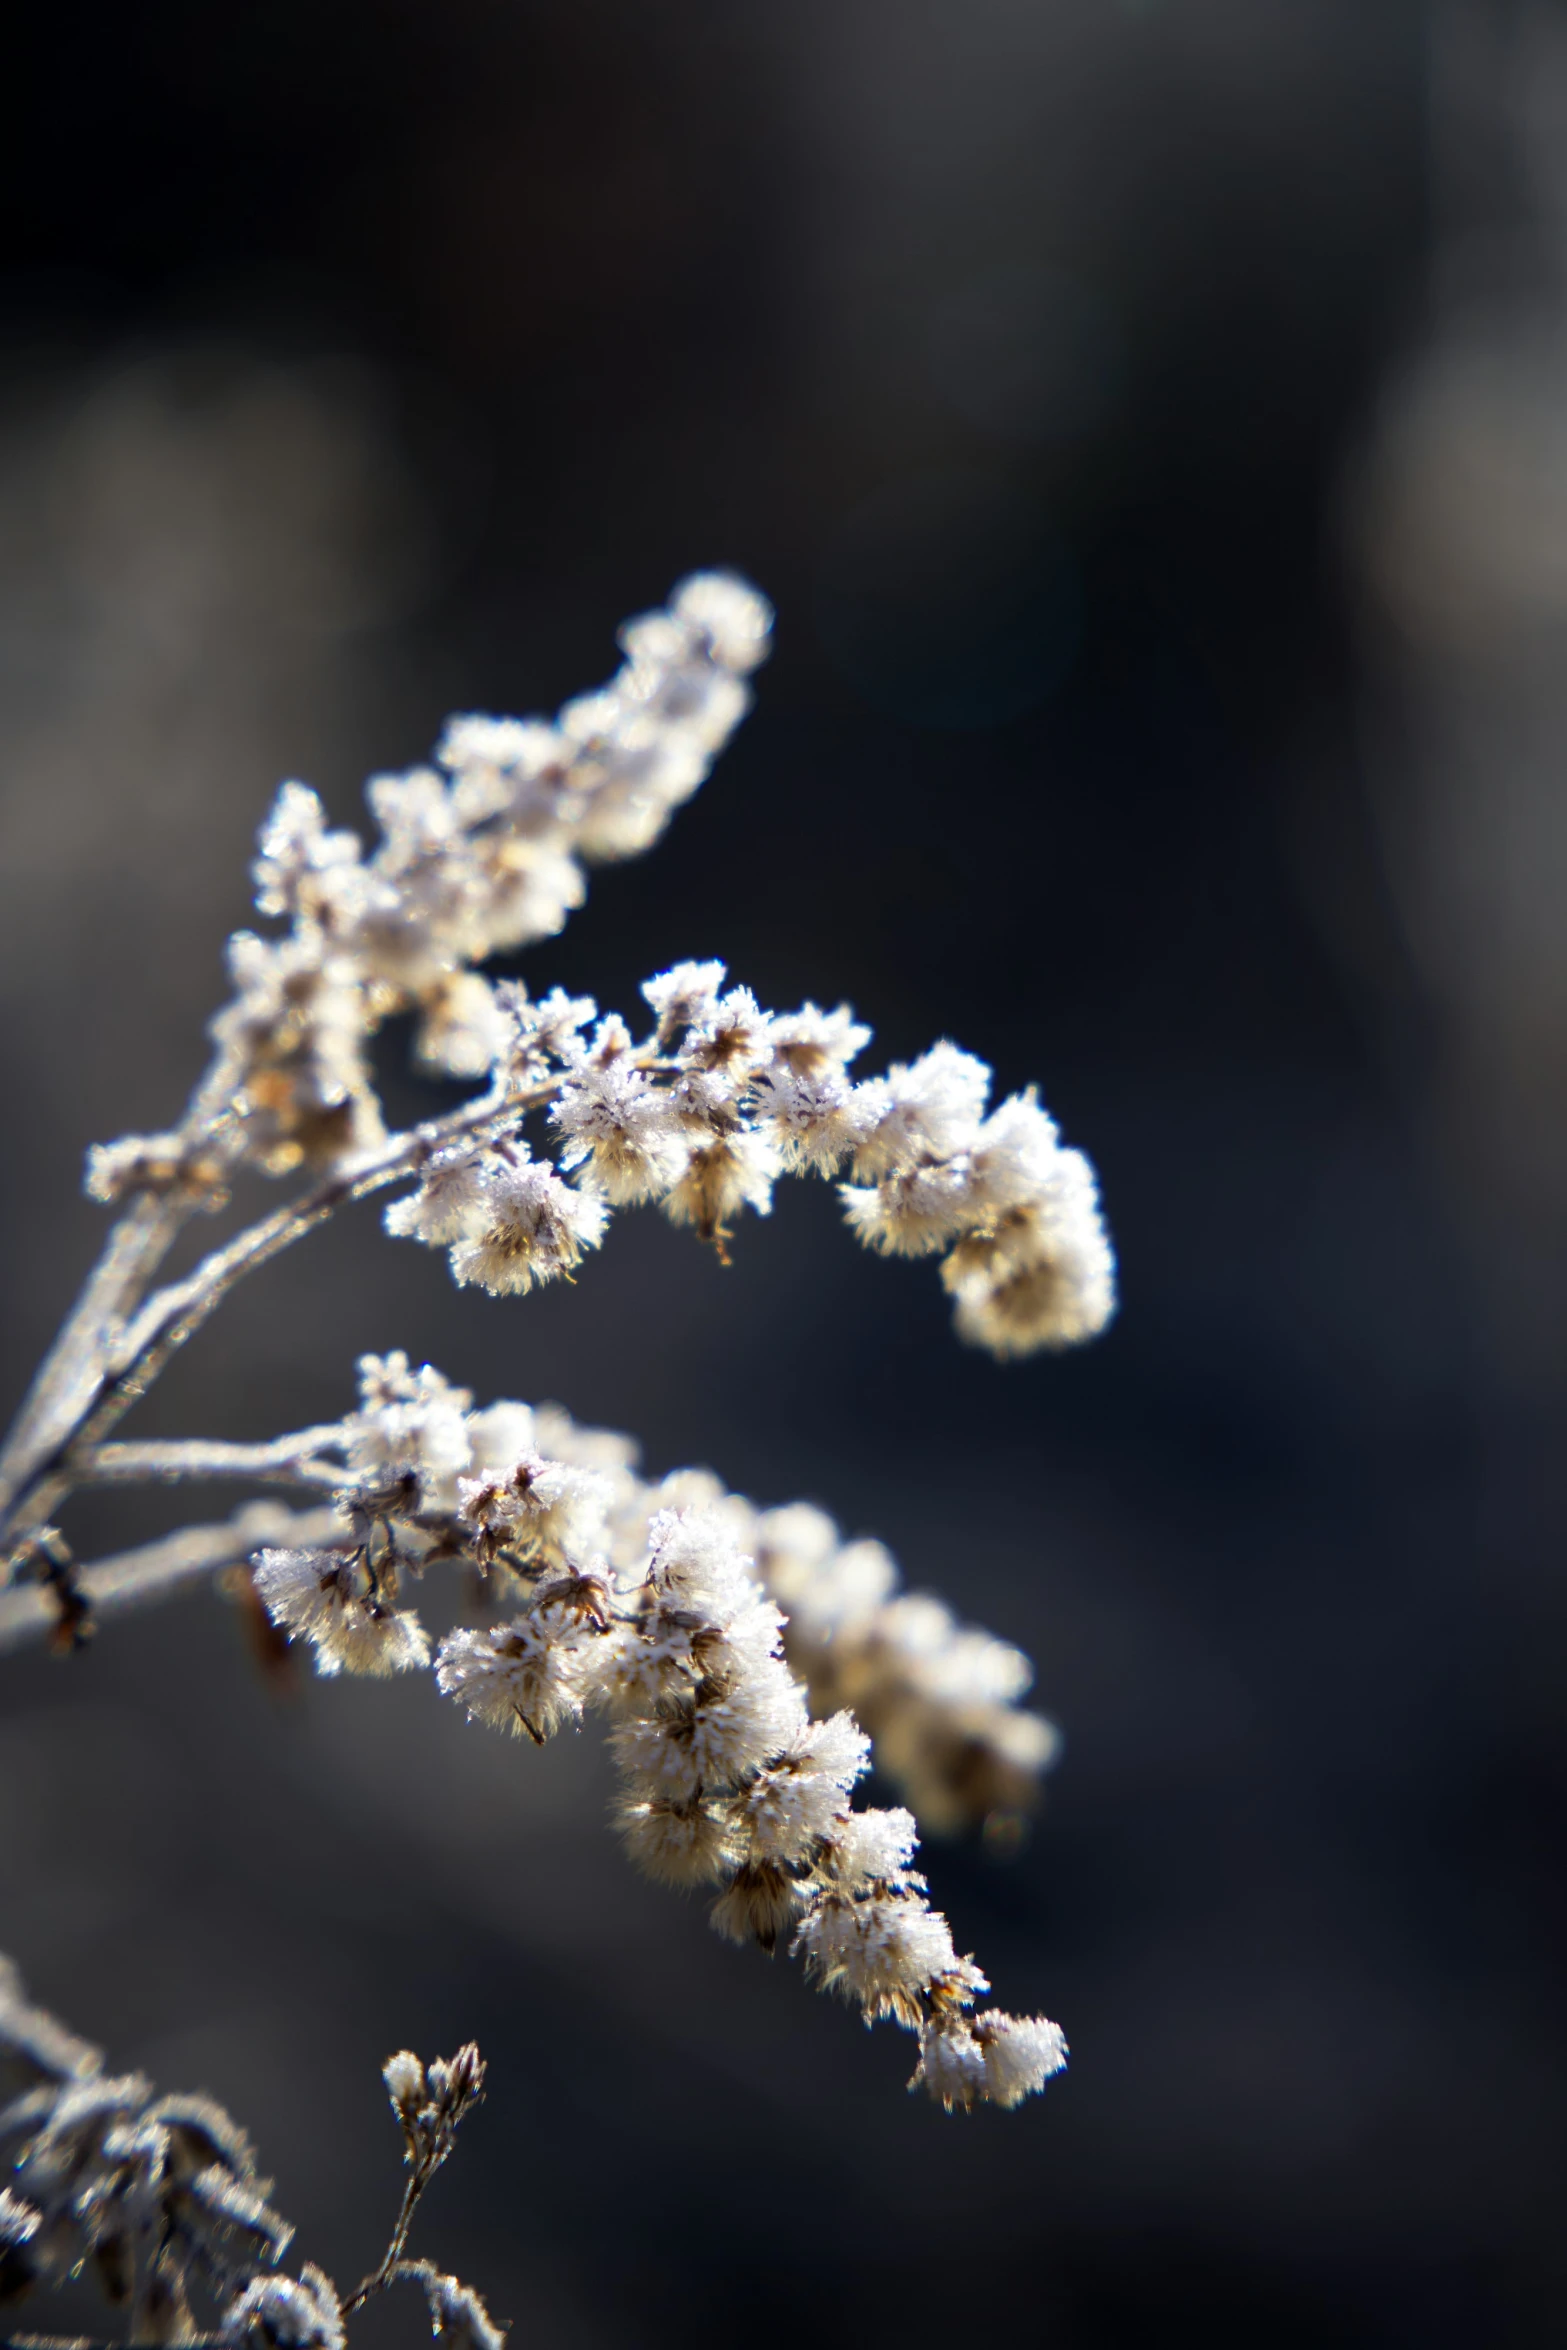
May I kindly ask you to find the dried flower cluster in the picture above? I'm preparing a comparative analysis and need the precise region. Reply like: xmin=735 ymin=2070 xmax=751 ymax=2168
xmin=242 ymin=1353 xmax=1066 ymax=2107
xmin=0 ymin=1956 xmax=501 ymax=2348
xmin=0 ymin=568 xmax=1116 ymax=2227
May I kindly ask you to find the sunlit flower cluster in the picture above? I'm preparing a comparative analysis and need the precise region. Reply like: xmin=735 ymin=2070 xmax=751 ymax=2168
xmin=376 ymin=960 xmax=1114 ymax=1355
xmin=1 ymin=572 xmax=1111 ymax=2159
xmin=251 ymin=1355 xmax=1068 ymax=2111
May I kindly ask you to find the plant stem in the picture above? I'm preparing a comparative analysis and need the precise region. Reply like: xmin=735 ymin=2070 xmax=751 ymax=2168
xmin=0 ymin=1501 xmax=345 ymax=1656
xmin=0 ymin=1074 xmax=556 ymax=1558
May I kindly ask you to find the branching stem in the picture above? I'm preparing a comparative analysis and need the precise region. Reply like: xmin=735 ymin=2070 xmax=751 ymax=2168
xmin=0 ymin=1500 xmax=345 ymax=1656
xmin=0 ymin=1073 xmax=558 ymax=1561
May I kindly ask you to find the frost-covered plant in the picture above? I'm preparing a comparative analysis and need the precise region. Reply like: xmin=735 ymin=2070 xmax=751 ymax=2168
xmin=0 ymin=1954 xmax=503 ymax=2347
xmin=0 ymin=575 xmax=1114 ymax=2134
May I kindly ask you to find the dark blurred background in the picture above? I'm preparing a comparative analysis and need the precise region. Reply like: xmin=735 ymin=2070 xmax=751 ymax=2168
xmin=3 ymin=2 xmax=1566 ymax=2343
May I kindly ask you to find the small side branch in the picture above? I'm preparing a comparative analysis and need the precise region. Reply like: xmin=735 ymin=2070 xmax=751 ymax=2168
xmin=0 ymin=1501 xmax=346 ymax=1657
xmin=0 ymin=1076 xmax=555 ymax=1556
xmin=83 ymin=1433 xmax=350 ymax=1490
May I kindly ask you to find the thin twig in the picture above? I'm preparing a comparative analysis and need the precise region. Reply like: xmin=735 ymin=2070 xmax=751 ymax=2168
xmin=83 ymin=1433 xmax=350 ymax=1489
xmin=0 ymin=1194 xmax=190 ymax=1533
xmin=0 ymin=1501 xmax=346 ymax=1656
xmin=0 ymin=1075 xmax=557 ymax=1555
xmin=341 ymin=2174 xmax=426 ymax=2317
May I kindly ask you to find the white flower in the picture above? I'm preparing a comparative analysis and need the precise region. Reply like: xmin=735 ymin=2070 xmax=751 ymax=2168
xmin=498 ymin=983 xmax=598 ymax=1078
xmin=669 ymin=569 xmax=774 ymax=672
xmin=454 ymin=1449 xmax=612 ymax=1567
xmin=825 ymin=1806 xmax=922 ymax=1891
xmin=448 ymin=1159 xmax=607 ymax=1295
xmin=942 ymin=1145 xmax=1116 ymax=1354
xmin=383 ymin=1149 xmax=492 ymax=1246
xmin=793 ymin=1889 xmax=958 ymax=2025
xmin=663 ymin=1128 xmax=779 ymax=1246
xmin=647 ymin=1505 xmax=756 ymax=1607
xmin=252 ymin=1549 xmax=430 ymax=1679
xmin=551 ymin=1058 xmax=690 ymax=1204
xmin=912 ymin=1625 xmax=1035 ymax=1709
xmin=381 ymin=2050 xmax=425 ymax=2114
xmin=413 ymin=973 xmax=512 ymax=1078
xmin=434 ymin=1618 xmax=589 ymax=1742
xmin=709 ymin=1861 xmax=810 ymax=1952
xmin=974 ymin=2012 xmax=1068 ymax=2107
xmin=754 ymin=1064 xmax=876 ymax=1173
xmin=678 ymin=985 xmax=772 ymax=1080
xmin=764 ymin=1001 xmax=872 ymax=1078
xmin=737 ymin=1712 xmax=870 ymax=1863
xmin=642 ymin=958 xmax=727 ymax=1042
xmin=849 ymin=1042 xmax=992 ymax=1179
xmin=468 ymin=835 xmax=588 ymax=955
xmin=346 ymin=1352 xmax=473 ymax=1511
xmin=616 ymin=1794 xmax=736 ymax=1886
xmin=909 ymin=2022 xmax=989 ymax=2112
xmin=614 ymin=1657 xmax=807 ymax=1801
xmin=841 ymin=1156 xmax=987 ymax=1257
xmin=251 ymin=782 xmax=365 ymax=927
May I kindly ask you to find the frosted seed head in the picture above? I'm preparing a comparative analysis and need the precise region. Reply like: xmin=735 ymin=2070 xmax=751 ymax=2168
xmin=551 ymin=1059 xmax=691 ymax=1205
xmin=668 ymin=571 xmax=775 ymax=672
xmin=841 ymin=1158 xmax=986 ymax=1258
xmin=679 ymin=986 xmax=772 ymax=1079
xmin=383 ymin=1149 xmax=493 ymax=1248
xmin=974 ymin=2011 xmax=1069 ymax=2107
xmin=824 ymin=1806 xmax=921 ymax=1892
xmin=412 ymin=973 xmax=511 ymax=1080
xmin=793 ymin=1888 xmax=957 ymax=2026
xmin=941 ymin=1146 xmax=1116 ymax=1354
xmin=662 ymin=1129 xmax=779 ymax=1249
xmin=435 ymin=1621 xmax=587 ymax=1742
xmin=709 ymin=1861 xmax=808 ymax=1952
xmin=220 ymin=2266 xmax=344 ymax=2350
xmin=251 ymin=1548 xmax=430 ymax=1680
xmin=642 ymin=958 xmax=727 ymax=1045
xmin=447 ymin=1159 xmax=608 ymax=1295
xmin=849 ymin=1042 xmax=992 ymax=1180
xmin=424 ymin=2271 xmax=509 ymax=2350
xmin=909 ymin=2022 xmax=988 ymax=2112
xmin=617 ymin=1795 xmax=737 ymax=1886
xmin=382 ymin=2051 xmax=425 ymax=2118
xmin=764 ymin=1001 xmax=872 ymax=1078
